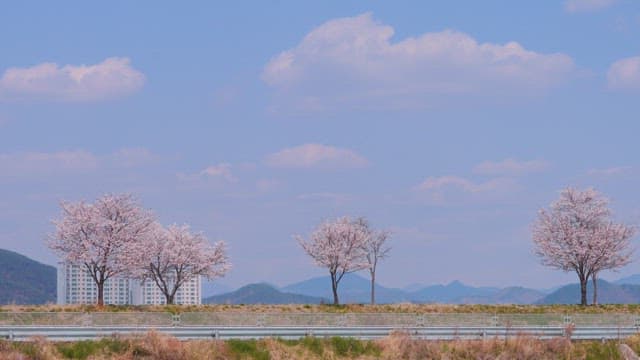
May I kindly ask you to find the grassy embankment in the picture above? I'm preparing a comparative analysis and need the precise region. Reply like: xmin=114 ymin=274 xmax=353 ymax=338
xmin=0 ymin=331 xmax=638 ymax=359
xmin=2 ymin=303 xmax=640 ymax=314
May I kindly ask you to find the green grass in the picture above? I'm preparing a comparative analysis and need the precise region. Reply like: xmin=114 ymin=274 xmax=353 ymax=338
xmin=278 ymin=336 xmax=325 ymax=356
xmin=577 ymin=340 xmax=622 ymax=360
xmin=330 ymin=337 xmax=381 ymax=357
xmin=227 ymin=339 xmax=270 ymax=360
xmin=1 ymin=336 xmax=637 ymax=359
xmin=55 ymin=338 xmax=131 ymax=359
xmin=56 ymin=339 xmax=129 ymax=359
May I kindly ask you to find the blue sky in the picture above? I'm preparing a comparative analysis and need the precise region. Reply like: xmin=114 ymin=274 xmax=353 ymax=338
xmin=1 ymin=0 xmax=640 ymax=290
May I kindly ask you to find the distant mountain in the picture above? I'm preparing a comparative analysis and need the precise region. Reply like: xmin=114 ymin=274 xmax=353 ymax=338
xmin=409 ymin=281 xmax=500 ymax=303
xmin=282 ymin=274 xmax=547 ymax=304
xmin=282 ymin=273 xmax=410 ymax=304
xmin=0 ymin=249 xmax=56 ymax=304
xmin=201 ymin=280 xmax=234 ymax=298
xmin=614 ymin=274 xmax=640 ymax=286
xmin=402 ymin=283 xmax=426 ymax=293
xmin=454 ymin=287 xmax=545 ymax=305
xmin=203 ymin=283 xmax=328 ymax=304
xmin=537 ymin=279 xmax=640 ymax=304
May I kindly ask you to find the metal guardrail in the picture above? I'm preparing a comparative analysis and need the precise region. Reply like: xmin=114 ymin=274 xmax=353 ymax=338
xmin=0 ymin=325 xmax=638 ymax=341
xmin=0 ymin=312 xmax=639 ymax=341
xmin=2 ymin=312 xmax=639 ymax=327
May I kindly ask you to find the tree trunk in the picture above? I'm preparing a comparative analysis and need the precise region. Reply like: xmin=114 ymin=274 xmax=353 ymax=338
xmin=166 ymin=293 xmax=174 ymax=305
xmin=97 ymin=282 xmax=104 ymax=307
xmin=579 ymin=275 xmax=588 ymax=306
xmin=370 ymin=271 xmax=376 ymax=305
xmin=330 ymin=272 xmax=339 ymax=305
xmin=592 ymin=273 xmax=598 ymax=306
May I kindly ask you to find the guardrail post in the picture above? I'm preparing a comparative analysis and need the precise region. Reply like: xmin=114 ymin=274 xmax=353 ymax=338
xmin=172 ymin=314 xmax=181 ymax=327
xmin=563 ymin=314 xmax=571 ymax=326
xmin=635 ymin=317 xmax=640 ymax=328
xmin=82 ymin=312 xmax=92 ymax=327
xmin=257 ymin=314 xmax=266 ymax=327
xmin=9 ymin=330 xmax=13 ymax=341
xmin=416 ymin=314 xmax=426 ymax=327
xmin=492 ymin=314 xmax=499 ymax=327
xmin=338 ymin=314 xmax=348 ymax=327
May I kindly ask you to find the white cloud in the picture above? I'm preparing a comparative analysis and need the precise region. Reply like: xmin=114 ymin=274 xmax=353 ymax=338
xmin=473 ymin=158 xmax=549 ymax=176
xmin=414 ymin=175 xmax=517 ymax=204
xmin=262 ymin=13 xmax=574 ymax=111
xmin=588 ymin=166 xmax=632 ymax=176
xmin=0 ymin=150 xmax=98 ymax=177
xmin=0 ymin=57 xmax=145 ymax=102
xmin=297 ymin=192 xmax=351 ymax=204
xmin=565 ymin=0 xmax=616 ymax=13
xmin=256 ymin=179 xmax=280 ymax=192
xmin=265 ymin=144 xmax=369 ymax=170
xmin=415 ymin=176 xmax=507 ymax=193
xmin=607 ymin=56 xmax=640 ymax=90
xmin=178 ymin=163 xmax=236 ymax=183
xmin=0 ymin=147 xmax=157 ymax=180
xmin=109 ymin=147 xmax=157 ymax=168
xmin=202 ymin=164 xmax=236 ymax=181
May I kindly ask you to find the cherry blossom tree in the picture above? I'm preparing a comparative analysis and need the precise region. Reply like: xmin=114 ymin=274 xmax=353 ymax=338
xmin=296 ymin=217 xmax=369 ymax=305
xmin=532 ymin=188 xmax=634 ymax=306
xmin=130 ymin=223 xmax=230 ymax=304
xmin=48 ymin=194 xmax=155 ymax=306
xmin=588 ymin=222 xmax=635 ymax=305
xmin=357 ymin=218 xmax=391 ymax=305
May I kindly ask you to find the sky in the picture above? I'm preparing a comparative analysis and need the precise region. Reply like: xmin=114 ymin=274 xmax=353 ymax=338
xmin=1 ymin=0 xmax=640 ymax=291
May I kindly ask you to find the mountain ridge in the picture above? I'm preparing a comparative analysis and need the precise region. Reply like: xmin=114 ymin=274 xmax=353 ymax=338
xmin=0 ymin=248 xmax=56 ymax=304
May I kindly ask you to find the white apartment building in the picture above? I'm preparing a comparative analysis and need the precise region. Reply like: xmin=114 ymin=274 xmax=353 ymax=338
xmin=132 ymin=277 xmax=201 ymax=305
xmin=57 ymin=263 xmax=133 ymax=305
xmin=57 ymin=262 xmax=201 ymax=305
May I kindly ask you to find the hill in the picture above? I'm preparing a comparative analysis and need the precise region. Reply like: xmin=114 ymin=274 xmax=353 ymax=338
xmin=203 ymin=283 xmax=328 ymax=304
xmin=201 ymin=280 xmax=234 ymax=298
xmin=537 ymin=279 xmax=640 ymax=304
xmin=282 ymin=274 xmax=545 ymax=304
xmin=0 ymin=249 xmax=56 ymax=304
xmin=282 ymin=273 xmax=410 ymax=304
xmin=409 ymin=280 xmax=499 ymax=303
xmin=453 ymin=286 xmax=545 ymax=305
xmin=614 ymin=274 xmax=640 ymax=286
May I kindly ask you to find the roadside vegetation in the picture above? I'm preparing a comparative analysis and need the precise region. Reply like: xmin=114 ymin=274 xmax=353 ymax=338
xmin=2 ymin=303 xmax=640 ymax=314
xmin=0 ymin=331 xmax=637 ymax=359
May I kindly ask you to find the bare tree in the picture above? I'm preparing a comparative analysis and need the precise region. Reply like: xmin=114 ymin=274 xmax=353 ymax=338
xmin=532 ymin=188 xmax=634 ymax=306
xmin=357 ymin=218 xmax=391 ymax=305
xmin=129 ymin=223 xmax=230 ymax=304
xmin=296 ymin=217 xmax=369 ymax=305
xmin=49 ymin=194 xmax=155 ymax=306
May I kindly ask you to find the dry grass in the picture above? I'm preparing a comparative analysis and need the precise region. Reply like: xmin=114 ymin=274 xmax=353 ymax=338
xmin=0 ymin=332 xmax=634 ymax=359
xmin=3 ymin=303 xmax=640 ymax=314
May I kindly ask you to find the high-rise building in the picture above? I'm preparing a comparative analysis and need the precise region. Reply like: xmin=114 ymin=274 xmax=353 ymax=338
xmin=56 ymin=263 xmax=132 ymax=305
xmin=57 ymin=262 xmax=201 ymax=305
xmin=132 ymin=277 xmax=201 ymax=305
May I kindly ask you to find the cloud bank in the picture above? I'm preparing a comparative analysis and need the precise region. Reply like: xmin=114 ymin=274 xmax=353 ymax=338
xmin=263 ymin=13 xmax=574 ymax=111
xmin=266 ymin=144 xmax=368 ymax=170
xmin=564 ymin=0 xmax=616 ymax=13
xmin=0 ymin=57 xmax=145 ymax=102
xmin=607 ymin=56 xmax=640 ymax=91
xmin=0 ymin=148 xmax=155 ymax=179
xmin=474 ymin=158 xmax=549 ymax=176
